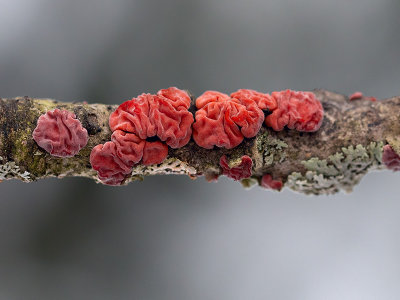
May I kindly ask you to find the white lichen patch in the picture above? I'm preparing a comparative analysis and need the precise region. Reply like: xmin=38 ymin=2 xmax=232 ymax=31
xmin=286 ymin=142 xmax=384 ymax=195
xmin=0 ymin=156 xmax=31 ymax=182
xmin=131 ymin=157 xmax=197 ymax=177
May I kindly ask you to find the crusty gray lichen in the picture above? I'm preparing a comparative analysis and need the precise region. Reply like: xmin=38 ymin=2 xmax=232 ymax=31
xmin=131 ymin=157 xmax=197 ymax=177
xmin=0 ymin=156 xmax=31 ymax=182
xmin=286 ymin=142 xmax=384 ymax=195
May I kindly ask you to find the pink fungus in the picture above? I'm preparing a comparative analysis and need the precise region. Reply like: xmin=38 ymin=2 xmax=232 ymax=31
xmin=92 ymin=87 xmax=192 ymax=185
xmin=90 ymin=142 xmax=133 ymax=186
xmin=349 ymin=92 xmax=376 ymax=102
xmin=231 ymin=89 xmax=277 ymax=112
xmin=33 ymin=109 xmax=88 ymax=157
xmin=382 ymin=145 xmax=400 ymax=171
xmin=261 ymin=174 xmax=283 ymax=191
xmin=109 ymin=87 xmax=193 ymax=149
xmin=349 ymin=91 xmax=363 ymax=101
xmin=219 ymin=155 xmax=252 ymax=181
xmin=142 ymin=141 xmax=168 ymax=165
xmin=193 ymin=91 xmax=264 ymax=149
xmin=265 ymin=90 xmax=324 ymax=132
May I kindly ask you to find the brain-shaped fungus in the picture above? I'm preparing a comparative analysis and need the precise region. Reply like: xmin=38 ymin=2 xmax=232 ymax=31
xmin=219 ymin=155 xmax=252 ymax=181
xmin=91 ymin=87 xmax=193 ymax=185
xmin=33 ymin=109 xmax=88 ymax=157
xmin=193 ymin=91 xmax=264 ymax=149
xmin=90 ymin=141 xmax=133 ymax=186
xmin=261 ymin=174 xmax=283 ymax=191
xmin=382 ymin=145 xmax=400 ymax=171
xmin=109 ymin=87 xmax=193 ymax=148
xmin=265 ymin=90 xmax=324 ymax=132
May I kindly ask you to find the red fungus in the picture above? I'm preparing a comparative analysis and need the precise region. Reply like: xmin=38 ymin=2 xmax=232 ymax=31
xmin=382 ymin=145 xmax=400 ymax=171
xmin=231 ymin=89 xmax=277 ymax=112
xmin=349 ymin=92 xmax=376 ymax=102
xmin=109 ymin=87 xmax=193 ymax=149
xmin=92 ymin=87 xmax=193 ymax=184
xmin=193 ymin=91 xmax=264 ymax=149
xmin=219 ymin=155 xmax=252 ymax=180
xmin=265 ymin=90 xmax=324 ymax=132
xmin=33 ymin=109 xmax=88 ymax=157
xmin=111 ymin=130 xmax=145 ymax=166
xmin=90 ymin=142 xmax=133 ymax=186
xmin=142 ymin=141 xmax=168 ymax=165
xmin=349 ymin=91 xmax=363 ymax=101
xmin=261 ymin=174 xmax=283 ymax=191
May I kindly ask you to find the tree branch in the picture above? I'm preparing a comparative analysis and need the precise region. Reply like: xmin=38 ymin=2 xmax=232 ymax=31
xmin=0 ymin=90 xmax=399 ymax=195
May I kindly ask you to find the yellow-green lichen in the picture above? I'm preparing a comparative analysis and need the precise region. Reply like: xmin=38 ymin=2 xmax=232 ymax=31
xmin=255 ymin=131 xmax=288 ymax=166
xmin=287 ymin=142 xmax=384 ymax=195
xmin=240 ymin=177 xmax=258 ymax=189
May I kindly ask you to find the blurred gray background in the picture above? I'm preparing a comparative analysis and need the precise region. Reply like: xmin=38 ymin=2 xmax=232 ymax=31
xmin=1 ymin=0 xmax=400 ymax=299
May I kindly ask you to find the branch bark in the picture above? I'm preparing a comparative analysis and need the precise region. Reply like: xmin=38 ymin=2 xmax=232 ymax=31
xmin=0 ymin=90 xmax=399 ymax=194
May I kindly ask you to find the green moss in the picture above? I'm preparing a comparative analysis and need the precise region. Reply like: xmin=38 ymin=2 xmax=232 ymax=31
xmin=287 ymin=142 xmax=384 ymax=195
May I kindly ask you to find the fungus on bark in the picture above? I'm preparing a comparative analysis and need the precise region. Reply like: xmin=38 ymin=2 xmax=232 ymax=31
xmin=89 ymin=142 xmax=132 ymax=186
xmin=91 ymin=87 xmax=193 ymax=185
xmin=192 ymin=91 xmax=264 ymax=149
xmin=265 ymin=90 xmax=324 ymax=132
xmin=349 ymin=91 xmax=376 ymax=102
xmin=382 ymin=144 xmax=400 ymax=171
xmin=261 ymin=174 xmax=283 ymax=191
xmin=219 ymin=155 xmax=252 ymax=181
xmin=33 ymin=109 xmax=88 ymax=157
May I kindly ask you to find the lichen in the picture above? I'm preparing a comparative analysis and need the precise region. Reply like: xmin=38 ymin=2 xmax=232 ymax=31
xmin=0 ymin=156 xmax=31 ymax=182
xmin=255 ymin=130 xmax=288 ymax=167
xmin=130 ymin=157 xmax=197 ymax=177
xmin=240 ymin=177 xmax=258 ymax=189
xmin=286 ymin=142 xmax=384 ymax=195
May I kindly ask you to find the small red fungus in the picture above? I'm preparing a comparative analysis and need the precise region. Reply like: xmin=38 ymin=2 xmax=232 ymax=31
xmin=261 ymin=174 xmax=283 ymax=191
xmin=193 ymin=91 xmax=264 ymax=149
xmin=349 ymin=92 xmax=376 ymax=102
xmin=265 ymin=90 xmax=324 ymax=132
xmin=219 ymin=155 xmax=252 ymax=180
xmin=349 ymin=91 xmax=363 ymax=101
xmin=90 ymin=142 xmax=133 ymax=186
xmin=382 ymin=145 xmax=400 ymax=171
xmin=33 ymin=109 xmax=88 ymax=157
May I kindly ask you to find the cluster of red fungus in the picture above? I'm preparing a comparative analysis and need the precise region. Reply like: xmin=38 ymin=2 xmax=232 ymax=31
xmin=32 ymin=87 xmax=326 ymax=188
xmin=90 ymin=87 xmax=194 ymax=185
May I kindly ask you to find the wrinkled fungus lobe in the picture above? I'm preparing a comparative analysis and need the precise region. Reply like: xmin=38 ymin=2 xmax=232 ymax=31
xmin=33 ymin=109 xmax=88 ymax=157
xmin=91 ymin=87 xmax=193 ymax=185
xmin=382 ymin=145 xmax=400 ymax=171
xmin=193 ymin=91 xmax=264 ymax=149
xmin=265 ymin=90 xmax=324 ymax=132
xmin=219 ymin=155 xmax=252 ymax=181
xmin=261 ymin=174 xmax=283 ymax=191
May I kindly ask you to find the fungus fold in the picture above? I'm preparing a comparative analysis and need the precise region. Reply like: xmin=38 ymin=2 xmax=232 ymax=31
xmin=33 ymin=109 xmax=88 ymax=157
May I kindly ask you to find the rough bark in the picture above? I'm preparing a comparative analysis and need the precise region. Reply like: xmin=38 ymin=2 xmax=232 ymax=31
xmin=0 ymin=90 xmax=399 ymax=195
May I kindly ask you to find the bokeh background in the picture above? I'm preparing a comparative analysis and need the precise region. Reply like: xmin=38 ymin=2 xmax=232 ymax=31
xmin=1 ymin=0 xmax=400 ymax=299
